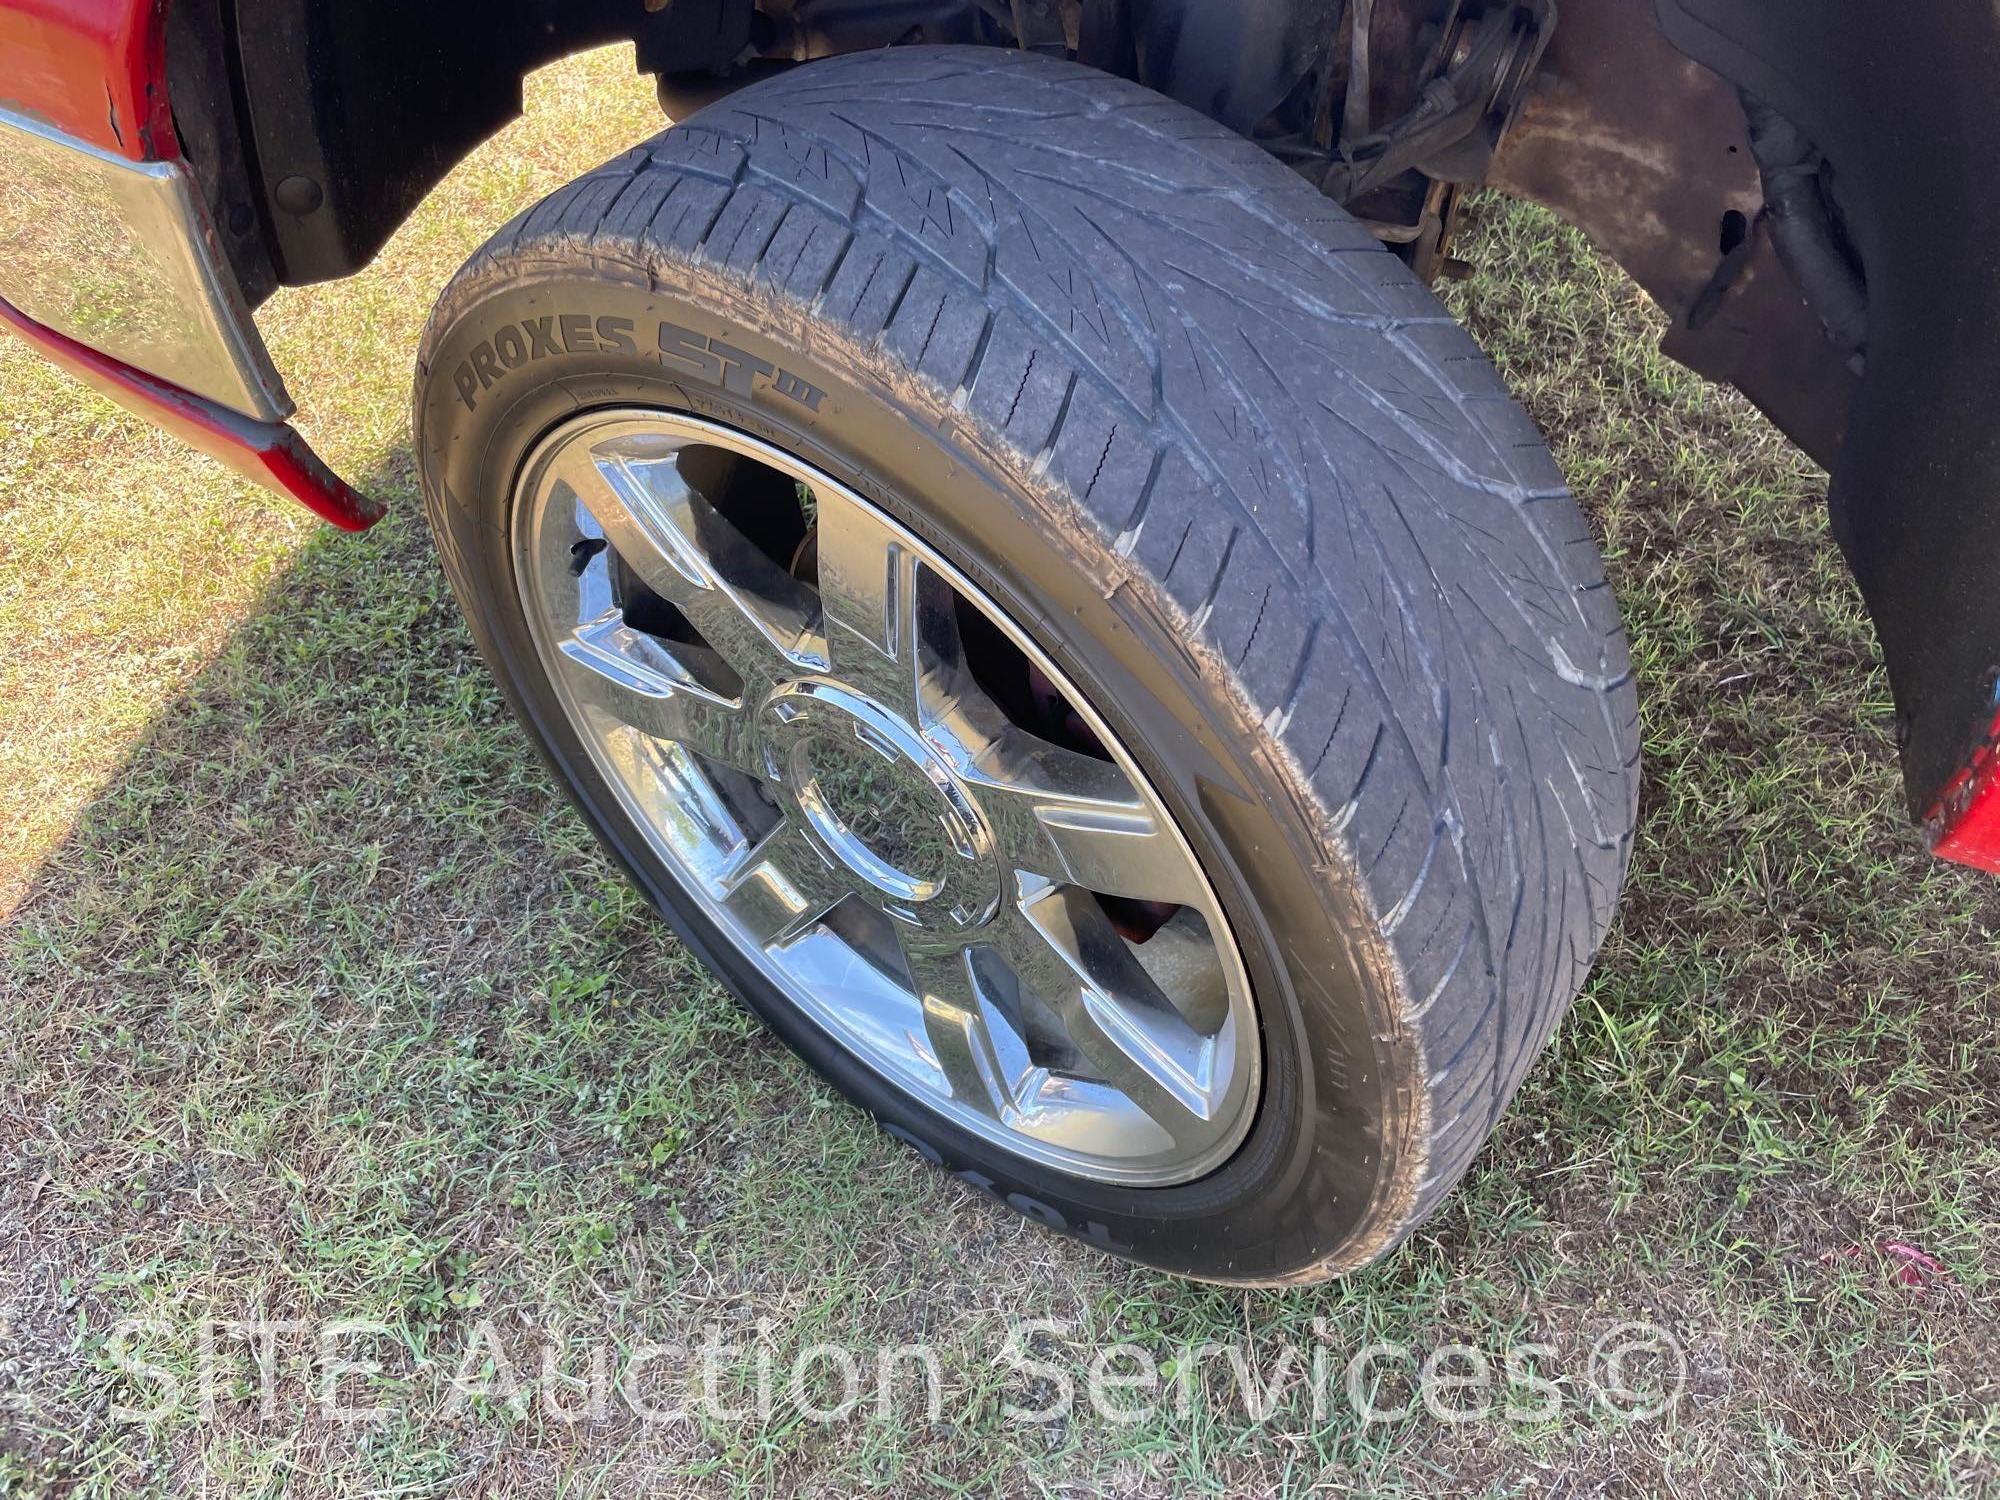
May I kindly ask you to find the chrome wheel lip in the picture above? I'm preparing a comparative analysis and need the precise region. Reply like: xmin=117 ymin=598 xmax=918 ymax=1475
xmin=512 ymin=408 xmax=1261 ymax=1186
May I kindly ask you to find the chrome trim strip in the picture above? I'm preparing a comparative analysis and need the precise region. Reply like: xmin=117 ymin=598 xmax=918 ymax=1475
xmin=0 ymin=105 xmax=290 ymax=421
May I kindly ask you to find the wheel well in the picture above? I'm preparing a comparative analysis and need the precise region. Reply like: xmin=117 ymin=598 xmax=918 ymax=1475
xmin=171 ymin=0 xmax=1994 ymax=829
xmin=169 ymin=0 xmax=995 ymax=291
xmin=170 ymin=0 xmax=656 ymax=291
xmin=162 ymin=0 xmax=1871 ymax=484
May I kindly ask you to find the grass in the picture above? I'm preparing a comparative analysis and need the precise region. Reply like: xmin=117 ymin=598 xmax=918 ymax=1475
xmin=1 ymin=44 xmax=1996 ymax=1498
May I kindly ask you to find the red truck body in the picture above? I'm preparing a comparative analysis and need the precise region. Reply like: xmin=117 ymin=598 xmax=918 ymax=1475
xmin=0 ymin=0 xmax=172 ymax=158
xmin=0 ymin=0 xmax=376 ymax=524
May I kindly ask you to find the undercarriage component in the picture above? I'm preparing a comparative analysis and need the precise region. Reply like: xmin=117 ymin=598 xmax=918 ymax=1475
xmin=732 ymin=0 xmax=985 ymax=63
xmin=1129 ymin=0 xmax=1553 ymax=272
xmin=1320 ymin=0 xmax=1554 ymax=204
xmin=1742 ymin=98 xmax=1866 ymax=361
xmin=1127 ymin=0 xmax=1339 ymax=136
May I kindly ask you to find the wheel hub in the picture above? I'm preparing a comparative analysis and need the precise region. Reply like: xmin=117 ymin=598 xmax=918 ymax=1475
xmin=758 ymin=679 xmax=1000 ymax=932
xmin=513 ymin=409 xmax=1260 ymax=1185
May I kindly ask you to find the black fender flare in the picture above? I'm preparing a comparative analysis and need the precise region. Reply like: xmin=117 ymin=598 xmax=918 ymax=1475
xmin=1656 ymin=0 xmax=2000 ymax=822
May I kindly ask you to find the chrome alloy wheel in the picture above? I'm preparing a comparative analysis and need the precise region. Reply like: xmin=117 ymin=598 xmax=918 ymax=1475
xmin=513 ymin=411 xmax=1259 ymax=1184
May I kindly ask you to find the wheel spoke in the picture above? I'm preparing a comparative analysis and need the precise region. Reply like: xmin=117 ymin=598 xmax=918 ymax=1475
xmin=940 ymin=714 xmax=1209 ymax=908
xmin=552 ymin=442 xmax=820 ymax=688
xmin=899 ymin=939 xmax=1017 ymax=1119
xmin=988 ymin=888 xmax=1219 ymax=1140
xmin=719 ymin=819 xmax=850 ymax=948
xmin=809 ymin=480 xmax=931 ymax=720
xmin=555 ymin=611 xmax=766 ymax=776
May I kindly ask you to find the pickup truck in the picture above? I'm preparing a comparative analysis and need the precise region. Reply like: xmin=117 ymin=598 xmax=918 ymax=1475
xmin=3 ymin=0 xmax=1992 ymax=1284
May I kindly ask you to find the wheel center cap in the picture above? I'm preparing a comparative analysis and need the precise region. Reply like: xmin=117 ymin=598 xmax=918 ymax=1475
xmin=759 ymin=680 xmax=999 ymax=930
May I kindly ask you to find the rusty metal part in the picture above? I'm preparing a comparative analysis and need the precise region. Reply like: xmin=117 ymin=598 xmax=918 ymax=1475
xmin=1326 ymin=0 xmax=1553 ymax=201
xmin=1486 ymin=0 xmax=1854 ymax=464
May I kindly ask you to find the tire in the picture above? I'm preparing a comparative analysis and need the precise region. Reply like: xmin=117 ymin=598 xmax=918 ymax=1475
xmin=411 ymin=46 xmax=1640 ymax=1283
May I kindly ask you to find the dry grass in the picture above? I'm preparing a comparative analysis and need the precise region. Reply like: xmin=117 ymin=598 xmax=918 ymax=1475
xmin=1 ymin=45 xmax=1995 ymax=1499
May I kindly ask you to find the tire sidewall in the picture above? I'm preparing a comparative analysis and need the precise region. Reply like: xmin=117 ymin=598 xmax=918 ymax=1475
xmin=414 ymin=256 xmax=1417 ymax=1281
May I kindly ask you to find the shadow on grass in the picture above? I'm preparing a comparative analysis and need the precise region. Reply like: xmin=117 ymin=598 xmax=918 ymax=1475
xmin=2 ymin=444 xmax=801 ymax=1227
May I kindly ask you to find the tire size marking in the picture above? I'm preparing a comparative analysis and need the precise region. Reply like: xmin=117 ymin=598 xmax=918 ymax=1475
xmin=451 ymin=313 xmax=827 ymax=416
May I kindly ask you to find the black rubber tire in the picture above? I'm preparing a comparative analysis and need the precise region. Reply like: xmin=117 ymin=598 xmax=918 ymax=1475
xmin=412 ymin=47 xmax=1639 ymax=1283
